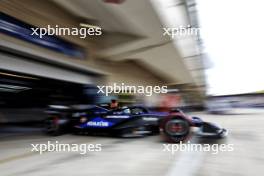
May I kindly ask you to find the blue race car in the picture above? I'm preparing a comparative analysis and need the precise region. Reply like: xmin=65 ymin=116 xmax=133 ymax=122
xmin=45 ymin=105 xmax=228 ymax=142
xmin=45 ymin=105 xmax=166 ymax=137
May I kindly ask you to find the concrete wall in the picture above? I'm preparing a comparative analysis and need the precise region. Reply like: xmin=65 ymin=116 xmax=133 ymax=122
xmin=0 ymin=0 xmax=167 ymax=87
xmin=0 ymin=52 xmax=93 ymax=84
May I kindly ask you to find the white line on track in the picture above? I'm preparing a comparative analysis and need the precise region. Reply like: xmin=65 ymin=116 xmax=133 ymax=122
xmin=166 ymin=140 xmax=205 ymax=176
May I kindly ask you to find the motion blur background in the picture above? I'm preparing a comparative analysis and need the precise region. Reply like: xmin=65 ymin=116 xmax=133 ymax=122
xmin=0 ymin=0 xmax=263 ymax=176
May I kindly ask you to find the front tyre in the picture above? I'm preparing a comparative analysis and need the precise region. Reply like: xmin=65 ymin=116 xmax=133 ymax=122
xmin=161 ymin=117 xmax=190 ymax=143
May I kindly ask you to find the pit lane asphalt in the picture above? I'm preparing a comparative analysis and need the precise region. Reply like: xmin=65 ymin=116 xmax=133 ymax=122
xmin=0 ymin=108 xmax=263 ymax=176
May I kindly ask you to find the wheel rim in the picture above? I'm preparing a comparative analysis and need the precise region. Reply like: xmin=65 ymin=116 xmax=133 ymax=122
xmin=165 ymin=119 xmax=189 ymax=136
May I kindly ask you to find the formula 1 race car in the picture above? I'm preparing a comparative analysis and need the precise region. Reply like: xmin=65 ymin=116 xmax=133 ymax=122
xmin=44 ymin=105 xmax=228 ymax=143
xmin=45 ymin=105 xmax=165 ymax=137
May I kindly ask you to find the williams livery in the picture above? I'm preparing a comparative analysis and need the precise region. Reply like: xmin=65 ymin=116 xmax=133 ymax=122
xmin=45 ymin=105 xmax=164 ymax=137
xmin=45 ymin=105 xmax=228 ymax=142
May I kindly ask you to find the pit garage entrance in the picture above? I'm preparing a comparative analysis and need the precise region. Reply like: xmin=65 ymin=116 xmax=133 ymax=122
xmin=0 ymin=49 xmax=101 ymax=123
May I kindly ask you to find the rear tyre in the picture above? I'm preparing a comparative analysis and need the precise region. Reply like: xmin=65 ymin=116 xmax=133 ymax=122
xmin=44 ymin=117 xmax=63 ymax=136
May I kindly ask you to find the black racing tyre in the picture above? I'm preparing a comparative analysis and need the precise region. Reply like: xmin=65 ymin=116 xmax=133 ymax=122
xmin=161 ymin=117 xmax=190 ymax=143
xmin=44 ymin=118 xmax=63 ymax=136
